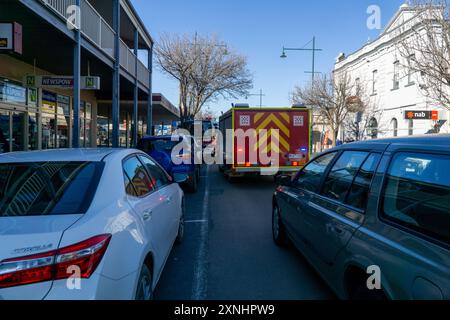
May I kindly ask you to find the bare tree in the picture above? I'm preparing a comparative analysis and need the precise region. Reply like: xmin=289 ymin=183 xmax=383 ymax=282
xmin=343 ymin=83 xmax=384 ymax=141
xmin=291 ymin=73 xmax=362 ymax=147
xmin=397 ymin=0 xmax=450 ymax=109
xmin=154 ymin=33 xmax=253 ymax=122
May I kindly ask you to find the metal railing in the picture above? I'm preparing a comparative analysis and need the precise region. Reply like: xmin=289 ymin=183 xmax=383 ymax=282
xmin=40 ymin=0 xmax=149 ymax=87
xmin=100 ymin=19 xmax=115 ymax=58
xmin=137 ymin=59 xmax=150 ymax=86
xmin=43 ymin=0 xmax=76 ymax=19
xmin=41 ymin=0 xmax=116 ymax=58
xmin=80 ymin=0 xmax=115 ymax=58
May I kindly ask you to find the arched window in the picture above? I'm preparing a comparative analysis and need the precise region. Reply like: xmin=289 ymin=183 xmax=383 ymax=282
xmin=368 ymin=117 xmax=378 ymax=139
xmin=391 ymin=118 xmax=398 ymax=137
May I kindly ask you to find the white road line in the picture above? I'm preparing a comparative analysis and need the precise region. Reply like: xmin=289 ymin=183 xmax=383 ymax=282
xmin=191 ymin=165 xmax=210 ymax=300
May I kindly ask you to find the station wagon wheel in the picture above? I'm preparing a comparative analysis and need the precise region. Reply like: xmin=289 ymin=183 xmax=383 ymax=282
xmin=272 ymin=204 xmax=289 ymax=246
xmin=135 ymin=264 xmax=153 ymax=300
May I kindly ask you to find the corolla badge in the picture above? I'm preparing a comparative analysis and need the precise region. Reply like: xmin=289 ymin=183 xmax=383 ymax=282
xmin=12 ymin=244 xmax=54 ymax=255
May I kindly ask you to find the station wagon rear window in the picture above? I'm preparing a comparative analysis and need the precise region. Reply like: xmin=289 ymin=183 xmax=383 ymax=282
xmin=0 ymin=161 xmax=104 ymax=217
xmin=138 ymin=139 xmax=181 ymax=153
xmin=381 ymin=153 xmax=450 ymax=245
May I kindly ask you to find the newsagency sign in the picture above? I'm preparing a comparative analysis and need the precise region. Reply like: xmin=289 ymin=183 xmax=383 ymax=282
xmin=24 ymin=75 xmax=100 ymax=90
xmin=405 ymin=110 xmax=439 ymax=120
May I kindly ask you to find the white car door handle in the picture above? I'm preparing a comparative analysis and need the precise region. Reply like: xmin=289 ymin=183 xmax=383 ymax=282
xmin=166 ymin=196 xmax=172 ymax=204
xmin=142 ymin=210 xmax=153 ymax=221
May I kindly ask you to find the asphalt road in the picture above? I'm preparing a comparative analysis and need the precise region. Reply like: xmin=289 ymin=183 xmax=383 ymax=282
xmin=154 ymin=165 xmax=335 ymax=300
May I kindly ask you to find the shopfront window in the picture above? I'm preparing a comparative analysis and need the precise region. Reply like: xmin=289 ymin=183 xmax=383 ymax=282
xmin=120 ymin=112 xmax=131 ymax=148
xmin=57 ymin=95 xmax=70 ymax=148
xmin=79 ymin=101 xmax=92 ymax=148
xmin=41 ymin=90 xmax=57 ymax=149
xmin=0 ymin=110 xmax=10 ymax=153
xmin=28 ymin=113 xmax=38 ymax=150
xmin=11 ymin=112 xmax=26 ymax=152
xmin=85 ymin=103 xmax=91 ymax=147
xmin=97 ymin=116 xmax=110 ymax=147
xmin=0 ymin=79 xmax=38 ymax=153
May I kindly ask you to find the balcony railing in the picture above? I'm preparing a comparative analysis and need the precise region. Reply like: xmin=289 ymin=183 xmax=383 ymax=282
xmin=120 ymin=40 xmax=150 ymax=87
xmin=137 ymin=59 xmax=150 ymax=86
xmin=40 ymin=0 xmax=150 ymax=88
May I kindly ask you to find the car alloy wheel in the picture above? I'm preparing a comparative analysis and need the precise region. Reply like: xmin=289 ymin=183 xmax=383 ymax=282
xmin=135 ymin=265 xmax=153 ymax=300
xmin=272 ymin=204 xmax=289 ymax=246
xmin=273 ymin=206 xmax=280 ymax=240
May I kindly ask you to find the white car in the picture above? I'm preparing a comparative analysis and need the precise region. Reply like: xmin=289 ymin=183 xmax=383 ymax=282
xmin=0 ymin=149 xmax=185 ymax=300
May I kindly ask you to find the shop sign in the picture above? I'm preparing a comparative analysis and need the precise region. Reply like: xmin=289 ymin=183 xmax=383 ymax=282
xmin=0 ymin=79 xmax=26 ymax=104
xmin=405 ymin=110 xmax=439 ymax=120
xmin=42 ymin=90 xmax=57 ymax=103
xmin=0 ymin=22 xmax=22 ymax=54
xmin=42 ymin=90 xmax=57 ymax=113
xmin=27 ymin=87 xmax=37 ymax=107
xmin=24 ymin=75 xmax=100 ymax=90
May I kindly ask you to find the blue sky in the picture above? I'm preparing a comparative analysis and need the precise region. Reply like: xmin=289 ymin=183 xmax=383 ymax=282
xmin=131 ymin=0 xmax=405 ymax=115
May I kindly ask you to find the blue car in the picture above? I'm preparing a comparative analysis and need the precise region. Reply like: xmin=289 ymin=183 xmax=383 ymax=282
xmin=138 ymin=135 xmax=201 ymax=192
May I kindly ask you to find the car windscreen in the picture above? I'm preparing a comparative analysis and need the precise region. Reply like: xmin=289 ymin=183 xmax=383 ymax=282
xmin=0 ymin=161 xmax=104 ymax=217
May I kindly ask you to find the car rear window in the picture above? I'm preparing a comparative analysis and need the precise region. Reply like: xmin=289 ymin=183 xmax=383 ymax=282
xmin=381 ymin=153 xmax=450 ymax=245
xmin=0 ymin=161 xmax=104 ymax=217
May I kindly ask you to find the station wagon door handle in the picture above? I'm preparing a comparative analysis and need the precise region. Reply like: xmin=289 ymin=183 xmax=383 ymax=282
xmin=142 ymin=210 xmax=153 ymax=221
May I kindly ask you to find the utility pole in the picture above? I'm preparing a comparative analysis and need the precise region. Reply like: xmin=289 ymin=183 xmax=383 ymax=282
xmin=246 ymin=89 xmax=266 ymax=108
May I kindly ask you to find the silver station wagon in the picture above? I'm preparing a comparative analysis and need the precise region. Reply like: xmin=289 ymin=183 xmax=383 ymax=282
xmin=273 ymin=135 xmax=450 ymax=300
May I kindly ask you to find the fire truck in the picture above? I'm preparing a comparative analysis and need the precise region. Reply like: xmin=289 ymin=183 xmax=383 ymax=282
xmin=219 ymin=104 xmax=312 ymax=181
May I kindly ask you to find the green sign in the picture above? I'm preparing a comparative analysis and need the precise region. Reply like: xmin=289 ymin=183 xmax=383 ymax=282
xmin=25 ymin=75 xmax=36 ymax=87
xmin=85 ymin=77 xmax=95 ymax=88
xmin=28 ymin=88 xmax=37 ymax=106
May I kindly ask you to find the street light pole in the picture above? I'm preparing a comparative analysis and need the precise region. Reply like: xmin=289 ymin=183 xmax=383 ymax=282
xmin=281 ymin=36 xmax=322 ymax=85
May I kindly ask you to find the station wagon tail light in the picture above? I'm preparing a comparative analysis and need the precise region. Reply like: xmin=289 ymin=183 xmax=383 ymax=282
xmin=0 ymin=234 xmax=111 ymax=289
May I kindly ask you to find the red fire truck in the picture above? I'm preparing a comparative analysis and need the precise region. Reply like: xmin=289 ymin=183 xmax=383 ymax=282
xmin=219 ymin=105 xmax=312 ymax=181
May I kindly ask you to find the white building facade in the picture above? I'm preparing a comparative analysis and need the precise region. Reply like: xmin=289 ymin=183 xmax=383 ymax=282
xmin=334 ymin=4 xmax=449 ymax=139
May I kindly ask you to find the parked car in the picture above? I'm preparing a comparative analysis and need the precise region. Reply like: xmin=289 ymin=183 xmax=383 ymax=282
xmin=272 ymin=135 xmax=450 ymax=300
xmin=138 ymin=135 xmax=201 ymax=193
xmin=0 ymin=149 xmax=186 ymax=300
